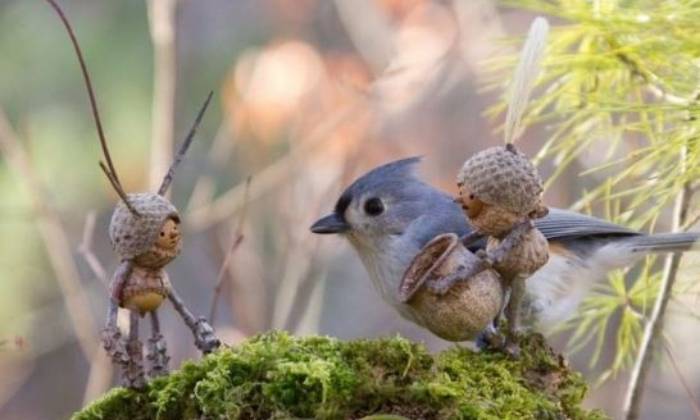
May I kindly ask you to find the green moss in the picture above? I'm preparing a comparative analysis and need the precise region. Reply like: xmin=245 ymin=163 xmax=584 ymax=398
xmin=74 ymin=332 xmax=606 ymax=420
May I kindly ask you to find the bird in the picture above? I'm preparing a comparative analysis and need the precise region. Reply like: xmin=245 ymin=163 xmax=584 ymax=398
xmin=310 ymin=157 xmax=700 ymax=334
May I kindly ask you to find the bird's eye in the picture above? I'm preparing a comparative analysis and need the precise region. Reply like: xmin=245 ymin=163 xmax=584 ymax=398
xmin=363 ymin=197 xmax=384 ymax=216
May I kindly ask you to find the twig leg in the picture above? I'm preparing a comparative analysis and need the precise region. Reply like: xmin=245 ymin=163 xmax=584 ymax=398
xmin=146 ymin=311 xmax=170 ymax=377
xmin=168 ymin=288 xmax=220 ymax=354
xmin=123 ymin=311 xmax=146 ymax=389
xmin=503 ymin=274 xmax=527 ymax=358
xmin=102 ymin=262 xmax=132 ymax=366
xmin=101 ymin=301 xmax=129 ymax=365
xmin=426 ymin=261 xmax=489 ymax=295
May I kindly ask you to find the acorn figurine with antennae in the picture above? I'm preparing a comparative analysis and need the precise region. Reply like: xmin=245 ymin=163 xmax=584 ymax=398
xmin=44 ymin=0 xmax=220 ymax=389
xmin=101 ymin=93 xmax=221 ymax=389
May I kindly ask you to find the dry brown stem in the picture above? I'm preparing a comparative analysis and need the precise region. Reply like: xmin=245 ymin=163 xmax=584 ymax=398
xmin=0 ymin=110 xmax=99 ymax=359
xmin=208 ymin=176 xmax=252 ymax=323
xmin=147 ymin=0 xmax=178 ymax=192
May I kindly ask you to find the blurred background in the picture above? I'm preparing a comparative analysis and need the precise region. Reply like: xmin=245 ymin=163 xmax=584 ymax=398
xmin=1 ymin=1 xmax=699 ymax=419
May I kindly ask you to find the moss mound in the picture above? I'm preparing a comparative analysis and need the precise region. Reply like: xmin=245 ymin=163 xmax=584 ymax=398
xmin=74 ymin=331 xmax=605 ymax=419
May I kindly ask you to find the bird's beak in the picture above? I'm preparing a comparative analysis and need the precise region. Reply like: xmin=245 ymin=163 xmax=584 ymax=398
xmin=310 ymin=212 xmax=350 ymax=234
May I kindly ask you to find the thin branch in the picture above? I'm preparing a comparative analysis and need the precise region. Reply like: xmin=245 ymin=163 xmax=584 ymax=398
xmin=77 ymin=215 xmax=115 ymax=412
xmin=186 ymin=103 xmax=362 ymax=230
xmin=158 ymin=91 xmax=214 ymax=196
xmin=44 ymin=0 xmax=124 ymax=192
xmin=147 ymin=0 xmax=178 ymax=191
xmin=77 ymin=210 xmax=108 ymax=286
xmin=333 ymin=0 xmax=393 ymax=74
xmin=81 ymin=350 xmax=113 ymax=407
xmin=623 ymin=142 xmax=694 ymax=418
xmin=208 ymin=176 xmax=251 ymax=323
xmin=663 ymin=340 xmax=700 ymax=420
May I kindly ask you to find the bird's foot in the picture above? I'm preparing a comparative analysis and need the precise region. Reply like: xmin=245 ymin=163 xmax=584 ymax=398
xmin=475 ymin=328 xmax=505 ymax=351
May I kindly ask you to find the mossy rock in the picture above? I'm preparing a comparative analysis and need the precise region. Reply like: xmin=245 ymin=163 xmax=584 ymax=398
xmin=74 ymin=331 xmax=606 ymax=419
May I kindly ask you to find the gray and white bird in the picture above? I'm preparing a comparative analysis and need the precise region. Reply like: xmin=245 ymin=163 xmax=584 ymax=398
xmin=310 ymin=157 xmax=700 ymax=334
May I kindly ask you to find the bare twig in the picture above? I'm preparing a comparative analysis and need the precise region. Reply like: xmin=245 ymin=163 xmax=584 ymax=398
xmin=272 ymin=134 xmax=367 ymax=332
xmin=81 ymin=350 xmax=113 ymax=406
xmin=663 ymin=339 xmax=700 ymax=420
xmin=623 ymin=142 xmax=694 ymax=418
xmin=186 ymin=103 xmax=362 ymax=230
xmin=0 ymin=110 xmax=98 ymax=359
xmin=208 ymin=176 xmax=252 ymax=323
xmin=76 ymin=212 xmax=113 ymax=404
xmin=158 ymin=91 xmax=214 ymax=195
xmin=77 ymin=211 xmax=108 ymax=286
xmin=147 ymin=0 xmax=178 ymax=192
xmin=333 ymin=0 xmax=393 ymax=74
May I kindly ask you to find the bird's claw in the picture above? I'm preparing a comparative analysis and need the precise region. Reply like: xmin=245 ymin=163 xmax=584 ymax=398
xmin=193 ymin=317 xmax=220 ymax=354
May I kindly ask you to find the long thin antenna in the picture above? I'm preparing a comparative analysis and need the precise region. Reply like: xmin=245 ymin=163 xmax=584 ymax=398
xmin=44 ymin=0 xmax=136 ymax=213
xmin=504 ymin=17 xmax=549 ymax=145
xmin=99 ymin=162 xmax=140 ymax=216
xmin=158 ymin=91 xmax=214 ymax=196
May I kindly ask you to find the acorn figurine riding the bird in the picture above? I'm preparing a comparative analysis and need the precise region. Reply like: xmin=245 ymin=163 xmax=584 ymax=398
xmin=400 ymin=17 xmax=551 ymax=356
xmin=45 ymin=0 xmax=220 ymax=389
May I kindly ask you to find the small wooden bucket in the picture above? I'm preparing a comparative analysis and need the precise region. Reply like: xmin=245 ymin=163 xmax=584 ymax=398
xmin=399 ymin=233 xmax=504 ymax=342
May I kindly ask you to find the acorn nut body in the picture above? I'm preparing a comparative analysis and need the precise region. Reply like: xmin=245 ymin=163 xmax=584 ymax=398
xmin=487 ymin=227 xmax=549 ymax=280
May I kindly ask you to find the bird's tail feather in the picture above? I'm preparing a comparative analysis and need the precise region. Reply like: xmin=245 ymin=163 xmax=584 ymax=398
xmin=627 ymin=232 xmax=700 ymax=253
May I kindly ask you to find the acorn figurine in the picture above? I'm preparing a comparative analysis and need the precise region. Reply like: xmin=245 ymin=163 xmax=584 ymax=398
xmin=456 ymin=144 xmax=549 ymax=353
xmin=425 ymin=17 xmax=551 ymax=356
xmin=99 ymin=94 xmax=220 ymax=389
xmin=45 ymin=0 xmax=220 ymax=388
xmin=46 ymin=1 xmax=221 ymax=387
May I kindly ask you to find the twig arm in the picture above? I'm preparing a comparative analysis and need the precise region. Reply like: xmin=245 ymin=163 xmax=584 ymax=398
xmin=460 ymin=231 xmax=485 ymax=247
xmin=147 ymin=311 xmax=169 ymax=377
xmin=101 ymin=261 xmax=132 ymax=366
xmin=426 ymin=259 xmax=490 ymax=295
xmin=167 ymin=285 xmax=221 ymax=354
xmin=485 ymin=220 xmax=533 ymax=265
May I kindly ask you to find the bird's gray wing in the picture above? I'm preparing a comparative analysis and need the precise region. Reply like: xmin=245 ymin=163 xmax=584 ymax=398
xmin=408 ymin=193 xmax=471 ymax=248
xmin=409 ymin=196 xmax=639 ymax=249
xmin=535 ymin=208 xmax=641 ymax=240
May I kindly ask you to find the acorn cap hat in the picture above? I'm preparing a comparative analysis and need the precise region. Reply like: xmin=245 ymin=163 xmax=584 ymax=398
xmin=109 ymin=192 xmax=180 ymax=259
xmin=457 ymin=145 xmax=543 ymax=216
